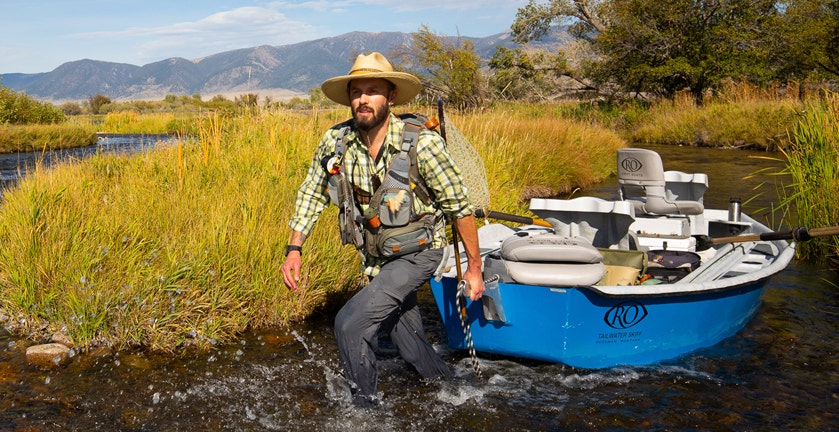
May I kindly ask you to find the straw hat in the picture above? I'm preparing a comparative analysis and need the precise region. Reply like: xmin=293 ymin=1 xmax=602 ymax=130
xmin=321 ymin=52 xmax=422 ymax=106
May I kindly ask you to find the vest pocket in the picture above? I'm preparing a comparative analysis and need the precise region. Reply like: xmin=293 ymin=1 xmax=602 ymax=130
xmin=377 ymin=188 xmax=413 ymax=227
xmin=365 ymin=214 xmax=435 ymax=258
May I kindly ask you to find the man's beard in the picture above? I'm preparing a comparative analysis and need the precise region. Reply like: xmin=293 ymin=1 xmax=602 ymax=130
xmin=353 ymin=103 xmax=390 ymax=132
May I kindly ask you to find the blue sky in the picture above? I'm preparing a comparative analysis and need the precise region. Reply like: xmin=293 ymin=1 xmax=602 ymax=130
xmin=0 ymin=0 xmax=529 ymax=74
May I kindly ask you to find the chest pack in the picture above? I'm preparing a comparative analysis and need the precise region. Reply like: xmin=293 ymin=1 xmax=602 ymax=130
xmin=325 ymin=114 xmax=439 ymax=258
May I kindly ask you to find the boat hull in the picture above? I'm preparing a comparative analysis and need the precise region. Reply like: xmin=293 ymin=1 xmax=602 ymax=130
xmin=429 ymin=276 xmax=769 ymax=368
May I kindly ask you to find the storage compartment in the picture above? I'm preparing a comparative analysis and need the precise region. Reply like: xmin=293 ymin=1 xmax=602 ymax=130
xmin=630 ymin=217 xmax=690 ymax=237
xmin=636 ymin=235 xmax=696 ymax=252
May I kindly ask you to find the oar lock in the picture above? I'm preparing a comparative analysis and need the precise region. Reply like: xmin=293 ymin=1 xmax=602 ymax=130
xmin=790 ymin=226 xmax=813 ymax=242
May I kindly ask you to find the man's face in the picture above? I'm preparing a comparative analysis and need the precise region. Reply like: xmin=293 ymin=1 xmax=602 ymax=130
xmin=349 ymin=78 xmax=396 ymax=132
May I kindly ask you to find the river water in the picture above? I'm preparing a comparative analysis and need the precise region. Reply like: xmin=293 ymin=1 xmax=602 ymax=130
xmin=0 ymin=134 xmax=176 ymax=189
xmin=1 ymin=143 xmax=838 ymax=431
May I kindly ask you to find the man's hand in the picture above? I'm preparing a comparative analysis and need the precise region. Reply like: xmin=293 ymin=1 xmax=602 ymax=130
xmin=281 ymin=232 xmax=307 ymax=291
xmin=454 ymin=214 xmax=485 ymax=301
xmin=281 ymin=251 xmax=302 ymax=291
xmin=462 ymin=265 xmax=485 ymax=301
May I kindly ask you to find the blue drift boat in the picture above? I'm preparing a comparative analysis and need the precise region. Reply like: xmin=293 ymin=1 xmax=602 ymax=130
xmin=430 ymin=148 xmax=796 ymax=368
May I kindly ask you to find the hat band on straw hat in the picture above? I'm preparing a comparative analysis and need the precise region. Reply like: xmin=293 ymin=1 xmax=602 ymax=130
xmin=350 ymin=68 xmax=386 ymax=75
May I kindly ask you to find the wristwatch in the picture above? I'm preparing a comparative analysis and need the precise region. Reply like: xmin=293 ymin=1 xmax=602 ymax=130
xmin=284 ymin=245 xmax=302 ymax=256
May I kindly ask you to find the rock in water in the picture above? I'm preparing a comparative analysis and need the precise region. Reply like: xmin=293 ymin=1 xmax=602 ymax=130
xmin=26 ymin=343 xmax=72 ymax=370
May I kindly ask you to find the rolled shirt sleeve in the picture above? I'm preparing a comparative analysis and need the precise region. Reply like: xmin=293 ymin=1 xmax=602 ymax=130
xmin=288 ymin=127 xmax=344 ymax=236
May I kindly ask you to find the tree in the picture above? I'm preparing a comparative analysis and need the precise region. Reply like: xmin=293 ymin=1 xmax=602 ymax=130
xmin=513 ymin=0 xmax=784 ymax=101
xmin=60 ymin=101 xmax=82 ymax=116
xmin=512 ymin=0 xmax=609 ymax=44
xmin=768 ymin=0 xmax=839 ymax=81
xmin=1 ymin=85 xmax=65 ymax=124
xmin=393 ymin=26 xmax=485 ymax=109
xmin=234 ymin=93 xmax=259 ymax=108
xmin=489 ymin=46 xmax=573 ymax=101
xmin=87 ymin=94 xmax=111 ymax=115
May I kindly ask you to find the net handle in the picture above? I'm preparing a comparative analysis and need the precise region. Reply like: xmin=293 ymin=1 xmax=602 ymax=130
xmin=437 ymin=99 xmax=464 ymax=281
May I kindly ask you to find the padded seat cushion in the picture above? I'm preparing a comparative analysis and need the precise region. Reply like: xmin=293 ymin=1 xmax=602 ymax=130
xmin=501 ymin=232 xmax=605 ymax=287
xmin=501 ymin=233 xmax=602 ymax=264
xmin=504 ymin=261 xmax=606 ymax=287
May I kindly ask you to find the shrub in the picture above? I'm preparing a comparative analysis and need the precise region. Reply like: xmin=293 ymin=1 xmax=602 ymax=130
xmin=0 ymin=85 xmax=66 ymax=124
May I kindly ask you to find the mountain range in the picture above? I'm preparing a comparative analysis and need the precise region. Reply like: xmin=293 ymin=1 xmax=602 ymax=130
xmin=0 ymin=30 xmax=567 ymax=103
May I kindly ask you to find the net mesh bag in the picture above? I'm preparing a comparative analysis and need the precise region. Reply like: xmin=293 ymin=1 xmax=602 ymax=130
xmin=442 ymin=120 xmax=491 ymax=212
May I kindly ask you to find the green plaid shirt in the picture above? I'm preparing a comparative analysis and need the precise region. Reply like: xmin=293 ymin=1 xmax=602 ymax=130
xmin=289 ymin=113 xmax=473 ymax=275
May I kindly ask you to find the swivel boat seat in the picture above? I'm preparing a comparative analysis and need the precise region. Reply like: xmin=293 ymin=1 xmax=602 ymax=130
xmin=617 ymin=148 xmax=709 ymax=239
xmin=617 ymin=148 xmax=707 ymax=215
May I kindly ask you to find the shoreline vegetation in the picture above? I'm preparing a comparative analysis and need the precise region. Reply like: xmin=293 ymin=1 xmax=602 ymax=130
xmin=0 ymin=87 xmax=837 ymax=354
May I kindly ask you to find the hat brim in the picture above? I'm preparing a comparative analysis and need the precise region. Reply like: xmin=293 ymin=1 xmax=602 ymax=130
xmin=321 ymin=72 xmax=422 ymax=106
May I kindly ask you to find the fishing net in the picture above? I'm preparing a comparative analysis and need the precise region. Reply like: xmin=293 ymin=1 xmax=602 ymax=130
xmin=436 ymin=112 xmax=491 ymax=378
xmin=442 ymin=120 xmax=491 ymax=212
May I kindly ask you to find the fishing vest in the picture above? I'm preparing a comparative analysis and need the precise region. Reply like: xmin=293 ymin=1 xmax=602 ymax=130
xmin=324 ymin=114 xmax=439 ymax=258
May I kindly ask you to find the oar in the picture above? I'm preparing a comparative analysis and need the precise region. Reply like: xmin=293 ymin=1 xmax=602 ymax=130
xmin=474 ymin=209 xmax=553 ymax=228
xmin=694 ymin=225 xmax=839 ymax=250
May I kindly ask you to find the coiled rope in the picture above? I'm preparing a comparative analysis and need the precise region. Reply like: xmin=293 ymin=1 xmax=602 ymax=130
xmin=456 ymin=280 xmax=481 ymax=377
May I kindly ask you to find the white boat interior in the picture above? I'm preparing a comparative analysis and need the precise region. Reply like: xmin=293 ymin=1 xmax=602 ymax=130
xmin=439 ymin=148 xmax=795 ymax=297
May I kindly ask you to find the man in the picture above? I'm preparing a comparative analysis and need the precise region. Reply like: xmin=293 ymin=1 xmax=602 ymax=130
xmin=281 ymin=52 xmax=485 ymax=405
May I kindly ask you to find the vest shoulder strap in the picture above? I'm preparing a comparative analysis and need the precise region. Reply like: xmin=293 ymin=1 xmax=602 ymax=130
xmin=333 ymin=122 xmax=352 ymax=158
xmin=398 ymin=114 xmax=436 ymax=205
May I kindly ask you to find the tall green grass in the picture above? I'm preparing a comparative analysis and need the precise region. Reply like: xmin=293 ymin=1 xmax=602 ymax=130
xmin=776 ymin=92 xmax=839 ymax=260
xmin=450 ymin=105 xmax=623 ymax=209
xmin=628 ymin=81 xmax=805 ymax=150
xmin=96 ymin=111 xmax=197 ymax=135
xmin=0 ymin=124 xmax=98 ymax=152
xmin=0 ymin=105 xmax=623 ymax=351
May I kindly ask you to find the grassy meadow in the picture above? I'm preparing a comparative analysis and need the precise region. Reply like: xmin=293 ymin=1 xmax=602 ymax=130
xmin=0 ymin=105 xmax=624 ymax=351
xmin=80 ymin=111 xmax=199 ymax=135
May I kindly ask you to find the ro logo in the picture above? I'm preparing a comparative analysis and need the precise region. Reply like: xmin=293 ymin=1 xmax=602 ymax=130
xmin=620 ymin=157 xmax=643 ymax=172
xmin=604 ymin=301 xmax=648 ymax=329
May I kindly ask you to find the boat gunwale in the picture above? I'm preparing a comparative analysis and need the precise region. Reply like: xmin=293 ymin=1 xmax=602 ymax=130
xmin=440 ymin=208 xmax=796 ymax=299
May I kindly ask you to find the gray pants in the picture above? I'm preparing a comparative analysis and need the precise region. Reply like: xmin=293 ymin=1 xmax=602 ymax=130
xmin=334 ymin=248 xmax=451 ymax=397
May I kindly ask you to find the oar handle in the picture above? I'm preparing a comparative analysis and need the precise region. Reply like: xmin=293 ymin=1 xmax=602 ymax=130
xmin=807 ymin=226 xmax=839 ymax=238
xmin=712 ymin=225 xmax=839 ymax=245
xmin=474 ymin=209 xmax=554 ymax=228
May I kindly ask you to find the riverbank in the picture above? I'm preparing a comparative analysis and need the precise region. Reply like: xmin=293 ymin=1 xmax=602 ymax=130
xmin=625 ymin=82 xmax=808 ymax=150
xmin=0 ymin=123 xmax=98 ymax=153
xmin=0 ymin=83 xmax=811 ymax=154
xmin=775 ymin=93 xmax=839 ymax=260
xmin=0 ymin=112 xmax=195 ymax=153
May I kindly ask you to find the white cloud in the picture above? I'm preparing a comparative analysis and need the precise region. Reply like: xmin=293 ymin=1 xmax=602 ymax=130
xmin=70 ymin=6 xmax=319 ymax=63
xmin=272 ymin=0 xmax=524 ymax=13
xmin=342 ymin=0 xmax=522 ymax=13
